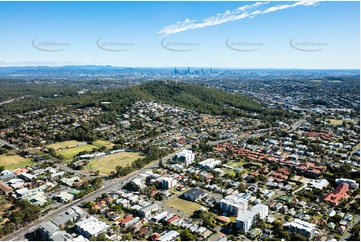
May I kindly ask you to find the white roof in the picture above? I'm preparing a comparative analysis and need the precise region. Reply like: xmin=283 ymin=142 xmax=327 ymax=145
xmin=220 ymin=194 xmax=248 ymax=208
xmin=158 ymin=230 xmax=180 ymax=241
xmin=284 ymin=219 xmax=316 ymax=232
xmin=76 ymin=216 xmax=109 ymax=236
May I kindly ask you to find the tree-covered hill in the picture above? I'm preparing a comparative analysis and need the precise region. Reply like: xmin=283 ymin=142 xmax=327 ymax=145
xmin=0 ymin=80 xmax=295 ymax=121
xmin=134 ymin=81 xmax=263 ymax=113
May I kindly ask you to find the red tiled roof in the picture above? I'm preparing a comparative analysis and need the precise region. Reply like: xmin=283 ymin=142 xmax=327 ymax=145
xmin=0 ymin=181 xmax=13 ymax=193
xmin=166 ymin=215 xmax=179 ymax=224
xmin=324 ymin=183 xmax=349 ymax=205
xmin=149 ymin=233 xmax=161 ymax=241
xmin=120 ymin=214 xmax=134 ymax=224
xmin=138 ymin=227 xmax=149 ymax=235
xmin=13 ymin=168 xmax=28 ymax=175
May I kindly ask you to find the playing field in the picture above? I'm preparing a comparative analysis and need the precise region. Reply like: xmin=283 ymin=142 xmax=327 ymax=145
xmin=164 ymin=198 xmax=204 ymax=215
xmin=328 ymin=119 xmax=344 ymax=125
xmin=0 ymin=155 xmax=33 ymax=170
xmin=86 ymin=152 xmax=144 ymax=174
xmin=92 ymin=140 xmax=114 ymax=149
xmin=47 ymin=140 xmax=85 ymax=150
xmin=57 ymin=144 xmax=98 ymax=160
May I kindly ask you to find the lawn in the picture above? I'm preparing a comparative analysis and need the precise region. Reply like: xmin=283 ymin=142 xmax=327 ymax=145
xmin=57 ymin=144 xmax=98 ymax=160
xmin=92 ymin=140 xmax=114 ymax=149
xmin=85 ymin=152 xmax=144 ymax=175
xmin=0 ymin=155 xmax=33 ymax=170
xmin=227 ymin=160 xmax=245 ymax=167
xmin=47 ymin=140 xmax=85 ymax=150
xmin=222 ymin=168 xmax=236 ymax=177
xmin=169 ymin=187 xmax=190 ymax=195
xmin=328 ymin=119 xmax=344 ymax=125
xmin=222 ymin=160 xmax=245 ymax=176
xmin=164 ymin=198 xmax=204 ymax=215
xmin=229 ymin=216 xmax=237 ymax=223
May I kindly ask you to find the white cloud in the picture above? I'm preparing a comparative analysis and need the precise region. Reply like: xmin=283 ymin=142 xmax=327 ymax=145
xmin=158 ymin=1 xmax=319 ymax=36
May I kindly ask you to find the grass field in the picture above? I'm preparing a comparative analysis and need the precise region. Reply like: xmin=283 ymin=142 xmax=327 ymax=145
xmin=164 ymin=198 xmax=204 ymax=215
xmin=227 ymin=160 xmax=245 ymax=167
xmin=47 ymin=140 xmax=115 ymax=161
xmin=0 ymin=155 xmax=33 ymax=170
xmin=328 ymin=119 xmax=344 ymax=125
xmin=57 ymin=144 xmax=98 ymax=160
xmin=86 ymin=152 xmax=144 ymax=174
xmin=222 ymin=160 xmax=244 ymax=176
xmin=92 ymin=140 xmax=114 ymax=149
xmin=47 ymin=140 xmax=85 ymax=150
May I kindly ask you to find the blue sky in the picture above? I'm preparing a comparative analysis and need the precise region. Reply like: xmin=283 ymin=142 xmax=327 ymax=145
xmin=0 ymin=1 xmax=359 ymax=69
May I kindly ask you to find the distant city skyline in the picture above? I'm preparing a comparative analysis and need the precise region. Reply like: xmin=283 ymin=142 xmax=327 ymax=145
xmin=0 ymin=1 xmax=359 ymax=69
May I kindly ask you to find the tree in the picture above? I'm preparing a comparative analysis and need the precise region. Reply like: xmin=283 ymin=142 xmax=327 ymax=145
xmin=180 ymin=230 xmax=197 ymax=240
xmin=48 ymin=148 xmax=57 ymax=157
xmin=91 ymin=232 xmax=108 ymax=241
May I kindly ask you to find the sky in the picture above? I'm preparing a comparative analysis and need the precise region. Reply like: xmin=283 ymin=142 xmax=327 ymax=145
xmin=0 ymin=1 xmax=359 ymax=69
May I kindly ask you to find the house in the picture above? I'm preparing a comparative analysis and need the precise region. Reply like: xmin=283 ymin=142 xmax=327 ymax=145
xmin=24 ymin=192 xmax=48 ymax=206
xmin=76 ymin=216 xmax=109 ymax=239
xmin=166 ymin=215 xmax=179 ymax=224
xmin=51 ymin=206 xmax=86 ymax=228
xmin=60 ymin=176 xmax=82 ymax=187
xmin=324 ymin=183 xmax=349 ymax=205
xmin=137 ymin=226 xmax=152 ymax=238
xmin=55 ymin=191 xmax=75 ymax=203
xmin=0 ymin=170 xmax=17 ymax=182
xmin=120 ymin=214 xmax=134 ymax=226
xmin=38 ymin=221 xmax=59 ymax=240
xmin=209 ymin=232 xmax=227 ymax=241
xmin=14 ymin=184 xmax=47 ymax=198
xmin=19 ymin=172 xmax=36 ymax=181
xmin=38 ymin=219 xmax=74 ymax=241
xmin=123 ymin=216 xmax=140 ymax=228
xmin=336 ymin=178 xmax=358 ymax=190
xmin=51 ymin=171 xmax=65 ymax=180
xmin=248 ymin=228 xmax=262 ymax=239
xmin=149 ymin=233 xmax=161 ymax=241
xmin=157 ymin=230 xmax=180 ymax=241
xmin=139 ymin=203 xmax=159 ymax=217
xmin=161 ymin=177 xmax=177 ymax=189
xmin=309 ymin=179 xmax=329 ymax=190
xmin=284 ymin=219 xmax=317 ymax=239
xmin=73 ymin=235 xmax=89 ymax=242
xmin=336 ymin=225 xmax=347 ymax=234
xmin=182 ymin=188 xmax=206 ymax=202
xmin=7 ymin=178 xmax=24 ymax=189
xmin=151 ymin=211 xmax=169 ymax=223
xmin=51 ymin=231 xmax=74 ymax=241
xmin=217 ymin=216 xmax=230 ymax=223
xmin=13 ymin=168 xmax=28 ymax=175
xmin=0 ymin=181 xmax=13 ymax=195
xmin=106 ymin=211 xmax=121 ymax=221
